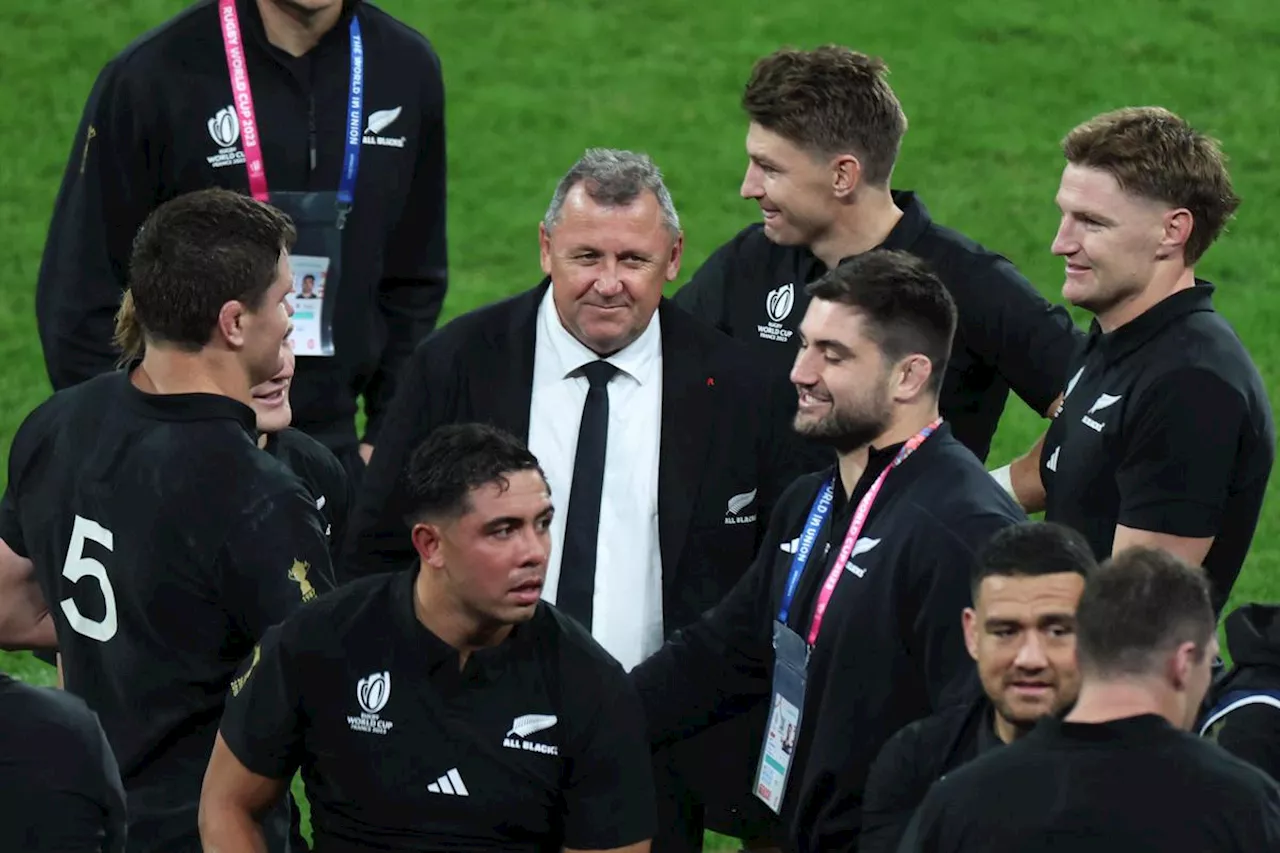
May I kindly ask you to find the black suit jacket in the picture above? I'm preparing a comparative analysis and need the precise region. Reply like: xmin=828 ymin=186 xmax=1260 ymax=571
xmin=344 ymin=280 xmax=806 ymax=631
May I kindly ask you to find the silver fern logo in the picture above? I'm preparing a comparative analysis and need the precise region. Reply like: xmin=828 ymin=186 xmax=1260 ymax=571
xmin=503 ymin=713 xmax=560 ymax=756
xmin=725 ymin=487 xmax=759 ymax=526
xmin=366 ymin=106 xmax=402 ymax=135
xmin=727 ymin=488 xmax=757 ymax=516
xmin=507 ymin=714 xmax=557 ymax=738
xmin=363 ymin=106 xmax=407 ymax=148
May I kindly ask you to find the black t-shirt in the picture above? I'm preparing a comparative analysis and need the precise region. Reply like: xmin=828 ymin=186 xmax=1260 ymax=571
xmin=219 ymin=568 xmax=656 ymax=852
xmin=265 ymin=427 xmax=353 ymax=573
xmin=0 ymin=369 xmax=335 ymax=852
xmin=1041 ymin=284 xmax=1275 ymax=613
xmin=0 ymin=673 xmax=126 ymax=852
xmin=905 ymin=714 xmax=1280 ymax=852
xmin=673 ymin=191 xmax=1083 ymax=462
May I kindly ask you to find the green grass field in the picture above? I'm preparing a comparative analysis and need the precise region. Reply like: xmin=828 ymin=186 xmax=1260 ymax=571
xmin=2 ymin=0 xmax=1278 ymax=848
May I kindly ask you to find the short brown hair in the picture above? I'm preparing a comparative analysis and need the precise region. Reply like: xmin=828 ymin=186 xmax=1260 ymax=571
xmin=128 ymin=188 xmax=296 ymax=351
xmin=806 ymin=250 xmax=956 ymax=394
xmin=743 ymin=45 xmax=907 ymax=187
xmin=1075 ymin=546 xmax=1215 ymax=679
xmin=1062 ymin=107 xmax=1240 ymax=265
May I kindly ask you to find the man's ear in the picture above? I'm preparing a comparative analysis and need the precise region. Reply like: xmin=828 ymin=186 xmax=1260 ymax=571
xmin=962 ymin=606 xmax=980 ymax=663
xmin=890 ymin=354 xmax=934 ymax=402
xmin=1169 ymin=640 xmax=1198 ymax=691
xmin=1156 ymin=207 xmax=1194 ymax=262
xmin=831 ymin=153 xmax=863 ymax=200
xmin=216 ymin=299 xmax=249 ymax=350
xmin=411 ymin=520 xmax=446 ymax=569
xmin=539 ymin=222 xmax=553 ymax=278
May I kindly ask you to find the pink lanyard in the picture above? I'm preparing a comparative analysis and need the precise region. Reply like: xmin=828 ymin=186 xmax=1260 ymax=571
xmin=806 ymin=418 xmax=942 ymax=645
xmin=218 ymin=0 xmax=269 ymax=201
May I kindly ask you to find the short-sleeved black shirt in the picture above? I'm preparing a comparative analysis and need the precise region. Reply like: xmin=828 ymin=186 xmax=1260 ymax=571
xmin=0 ymin=673 xmax=126 ymax=853
xmin=905 ymin=714 xmax=1280 ymax=852
xmin=1041 ymin=284 xmax=1275 ymax=612
xmin=220 ymin=568 xmax=656 ymax=852
xmin=673 ymin=191 xmax=1084 ymax=462
xmin=0 ymin=369 xmax=335 ymax=852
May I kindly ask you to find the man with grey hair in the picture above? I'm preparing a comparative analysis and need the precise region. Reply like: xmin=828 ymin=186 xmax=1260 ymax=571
xmin=345 ymin=147 xmax=808 ymax=851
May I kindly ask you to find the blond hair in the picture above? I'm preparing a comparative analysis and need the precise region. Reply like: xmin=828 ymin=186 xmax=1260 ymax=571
xmin=112 ymin=290 xmax=145 ymax=366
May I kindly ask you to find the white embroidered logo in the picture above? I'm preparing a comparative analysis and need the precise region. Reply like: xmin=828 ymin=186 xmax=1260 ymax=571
xmin=427 ymin=768 xmax=469 ymax=796
xmin=348 ymin=671 xmax=393 ymax=734
xmin=758 ymin=283 xmax=796 ymax=343
xmin=363 ymin=106 xmax=407 ymax=148
xmin=844 ymin=538 xmax=881 ymax=577
xmin=503 ymin=714 xmax=560 ymax=756
xmin=206 ymin=105 xmax=246 ymax=169
xmin=725 ymin=488 xmax=759 ymax=526
xmin=1082 ymin=393 xmax=1122 ymax=432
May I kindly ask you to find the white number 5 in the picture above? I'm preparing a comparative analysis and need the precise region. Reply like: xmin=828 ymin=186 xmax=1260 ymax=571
xmin=60 ymin=515 xmax=118 ymax=642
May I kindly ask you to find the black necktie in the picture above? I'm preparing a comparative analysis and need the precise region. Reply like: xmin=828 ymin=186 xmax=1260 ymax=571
xmin=557 ymin=360 xmax=618 ymax=630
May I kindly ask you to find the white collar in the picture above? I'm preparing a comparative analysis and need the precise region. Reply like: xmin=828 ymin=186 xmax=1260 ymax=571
xmin=536 ymin=285 xmax=661 ymax=385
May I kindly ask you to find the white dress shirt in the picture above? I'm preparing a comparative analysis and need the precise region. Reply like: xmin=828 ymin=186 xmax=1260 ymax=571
xmin=527 ymin=287 xmax=664 ymax=671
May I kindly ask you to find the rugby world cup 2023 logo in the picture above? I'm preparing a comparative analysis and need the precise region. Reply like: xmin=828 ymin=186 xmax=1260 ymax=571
xmin=349 ymin=670 xmax=394 ymax=734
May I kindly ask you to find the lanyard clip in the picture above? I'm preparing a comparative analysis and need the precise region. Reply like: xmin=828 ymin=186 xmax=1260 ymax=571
xmin=335 ymin=202 xmax=352 ymax=232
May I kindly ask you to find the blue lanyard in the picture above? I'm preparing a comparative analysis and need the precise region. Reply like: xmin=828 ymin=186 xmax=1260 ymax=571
xmin=336 ymin=16 xmax=364 ymax=230
xmin=776 ymin=419 xmax=942 ymax=629
xmin=776 ymin=478 xmax=835 ymax=625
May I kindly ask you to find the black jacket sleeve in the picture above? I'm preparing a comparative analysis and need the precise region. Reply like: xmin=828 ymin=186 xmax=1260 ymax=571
xmin=36 ymin=57 xmax=158 ymax=390
xmin=630 ymin=482 xmax=805 ymax=746
xmin=344 ymin=335 xmax=455 ymax=574
xmin=960 ymin=257 xmax=1083 ymax=416
xmin=362 ymin=45 xmax=448 ymax=445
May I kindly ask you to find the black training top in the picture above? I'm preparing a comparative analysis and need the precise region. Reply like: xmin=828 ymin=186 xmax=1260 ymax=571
xmin=632 ymin=422 xmax=1026 ymax=851
xmin=1042 ymin=283 xmax=1274 ymax=613
xmin=0 ymin=369 xmax=335 ymax=852
xmin=904 ymin=713 xmax=1280 ymax=852
xmin=219 ymin=568 xmax=656 ymax=852
xmin=673 ymin=191 xmax=1083 ymax=463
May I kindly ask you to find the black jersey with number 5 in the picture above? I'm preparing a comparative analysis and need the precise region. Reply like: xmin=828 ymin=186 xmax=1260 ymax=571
xmin=0 ymin=370 xmax=335 ymax=852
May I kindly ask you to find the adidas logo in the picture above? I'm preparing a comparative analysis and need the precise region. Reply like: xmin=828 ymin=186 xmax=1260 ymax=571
xmin=426 ymin=768 xmax=469 ymax=796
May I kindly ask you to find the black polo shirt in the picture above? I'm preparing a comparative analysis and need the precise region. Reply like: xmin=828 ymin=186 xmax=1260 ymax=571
xmin=0 ymin=673 xmax=126 ymax=853
xmin=904 ymin=714 xmax=1280 ymax=852
xmin=219 ymin=568 xmax=656 ymax=852
xmin=0 ymin=369 xmax=335 ymax=852
xmin=1041 ymin=283 xmax=1274 ymax=612
xmin=673 ymin=191 xmax=1083 ymax=462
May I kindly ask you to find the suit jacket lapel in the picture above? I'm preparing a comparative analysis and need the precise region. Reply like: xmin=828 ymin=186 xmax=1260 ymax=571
xmin=656 ymin=302 xmax=715 ymax=581
xmin=470 ymin=280 xmax=547 ymax=441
